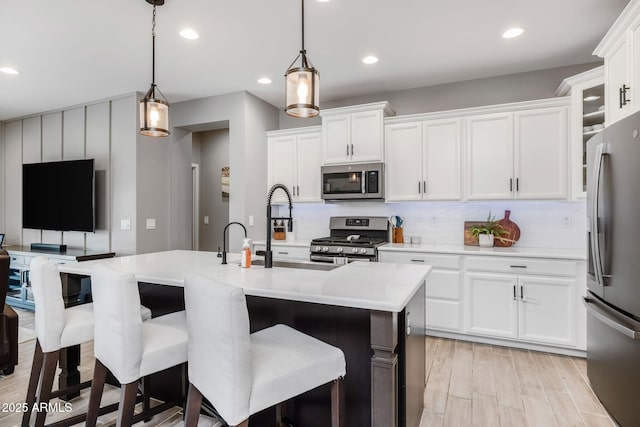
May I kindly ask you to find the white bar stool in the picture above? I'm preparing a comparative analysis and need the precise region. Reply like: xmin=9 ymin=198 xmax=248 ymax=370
xmin=183 ymin=274 xmax=346 ymax=427
xmin=22 ymin=257 xmax=153 ymax=427
xmin=85 ymin=264 xmax=188 ymax=427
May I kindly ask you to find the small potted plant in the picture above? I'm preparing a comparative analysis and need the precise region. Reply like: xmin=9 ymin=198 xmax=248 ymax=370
xmin=469 ymin=213 xmax=509 ymax=247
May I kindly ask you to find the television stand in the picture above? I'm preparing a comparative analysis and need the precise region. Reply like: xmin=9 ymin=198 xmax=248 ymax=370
xmin=3 ymin=245 xmax=115 ymax=311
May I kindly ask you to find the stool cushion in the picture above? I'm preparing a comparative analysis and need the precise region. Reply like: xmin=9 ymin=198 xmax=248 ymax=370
xmin=139 ymin=320 xmax=188 ymax=378
xmin=249 ymin=324 xmax=346 ymax=416
xmin=59 ymin=304 xmax=95 ymax=349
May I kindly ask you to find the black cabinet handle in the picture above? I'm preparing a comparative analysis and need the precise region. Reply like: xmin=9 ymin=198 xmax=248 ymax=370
xmin=423 ymin=181 xmax=426 ymax=194
xmin=351 ymin=144 xmax=354 ymax=156
xmin=510 ymin=265 xmax=527 ymax=268
xmin=516 ymin=178 xmax=519 ymax=192
xmin=418 ymin=181 xmax=421 ymax=194
xmin=510 ymin=178 xmax=513 ymax=192
xmin=410 ymin=259 xmax=425 ymax=263
xmin=277 ymin=252 xmax=289 ymax=255
xmin=620 ymin=85 xmax=631 ymax=108
xmin=513 ymin=285 xmax=517 ymax=300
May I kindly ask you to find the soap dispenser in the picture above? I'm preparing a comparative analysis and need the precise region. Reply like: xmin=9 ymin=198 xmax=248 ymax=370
xmin=240 ymin=238 xmax=252 ymax=268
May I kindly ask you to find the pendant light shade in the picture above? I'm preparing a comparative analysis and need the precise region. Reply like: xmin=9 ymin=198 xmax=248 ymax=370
xmin=139 ymin=0 xmax=170 ymax=137
xmin=285 ymin=0 xmax=320 ymax=118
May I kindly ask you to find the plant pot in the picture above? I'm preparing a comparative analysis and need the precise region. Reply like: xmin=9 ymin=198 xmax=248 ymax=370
xmin=478 ymin=234 xmax=494 ymax=248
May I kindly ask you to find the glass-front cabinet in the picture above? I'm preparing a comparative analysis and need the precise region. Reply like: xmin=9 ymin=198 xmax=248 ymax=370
xmin=5 ymin=256 xmax=34 ymax=310
xmin=556 ymin=66 xmax=605 ymax=199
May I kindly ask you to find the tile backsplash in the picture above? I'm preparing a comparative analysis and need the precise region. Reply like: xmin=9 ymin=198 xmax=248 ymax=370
xmin=280 ymin=200 xmax=586 ymax=250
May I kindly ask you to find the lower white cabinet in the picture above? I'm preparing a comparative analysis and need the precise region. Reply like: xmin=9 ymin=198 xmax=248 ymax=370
xmin=379 ymin=249 xmax=586 ymax=352
xmin=252 ymin=243 xmax=310 ymax=261
xmin=378 ymin=251 xmax=463 ymax=332
xmin=464 ymin=256 xmax=578 ymax=348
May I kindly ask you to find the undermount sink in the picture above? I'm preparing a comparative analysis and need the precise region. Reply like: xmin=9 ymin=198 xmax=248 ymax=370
xmin=250 ymin=259 xmax=339 ymax=271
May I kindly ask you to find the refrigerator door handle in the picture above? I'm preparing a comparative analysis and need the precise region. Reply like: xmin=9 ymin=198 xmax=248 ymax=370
xmin=589 ymin=143 xmax=607 ymax=287
xmin=584 ymin=296 xmax=640 ymax=340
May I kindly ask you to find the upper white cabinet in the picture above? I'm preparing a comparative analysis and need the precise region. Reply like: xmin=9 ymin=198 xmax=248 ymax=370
xmin=466 ymin=103 xmax=568 ymax=200
xmin=594 ymin=1 xmax=640 ymax=126
xmin=267 ymin=127 xmax=322 ymax=204
xmin=320 ymin=102 xmax=395 ymax=164
xmin=385 ymin=118 xmax=461 ymax=201
xmin=556 ymin=66 xmax=605 ymax=200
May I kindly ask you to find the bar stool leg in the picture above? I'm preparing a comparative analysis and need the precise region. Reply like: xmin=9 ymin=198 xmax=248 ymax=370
xmin=86 ymin=359 xmax=108 ymax=427
xmin=331 ymin=378 xmax=345 ymax=427
xmin=183 ymin=383 xmax=203 ymax=427
xmin=117 ymin=382 xmax=138 ymax=427
xmin=34 ymin=349 xmax=60 ymax=427
xmin=22 ymin=340 xmax=44 ymax=427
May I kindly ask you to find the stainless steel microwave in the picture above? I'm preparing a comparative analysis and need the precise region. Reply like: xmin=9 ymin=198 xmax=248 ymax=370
xmin=321 ymin=162 xmax=384 ymax=200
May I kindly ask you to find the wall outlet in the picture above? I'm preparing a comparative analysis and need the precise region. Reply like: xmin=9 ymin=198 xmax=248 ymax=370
xmin=120 ymin=219 xmax=131 ymax=230
xmin=562 ymin=215 xmax=572 ymax=228
xmin=146 ymin=218 xmax=156 ymax=230
xmin=249 ymin=215 xmax=254 ymax=226
xmin=431 ymin=216 xmax=438 ymax=225
xmin=204 ymin=215 xmax=209 ymax=225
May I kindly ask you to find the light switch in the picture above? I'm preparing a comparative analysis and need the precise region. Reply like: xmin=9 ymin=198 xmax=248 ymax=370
xmin=146 ymin=218 xmax=156 ymax=230
xmin=204 ymin=216 xmax=209 ymax=225
xmin=120 ymin=219 xmax=131 ymax=230
xmin=249 ymin=215 xmax=254 ymax=226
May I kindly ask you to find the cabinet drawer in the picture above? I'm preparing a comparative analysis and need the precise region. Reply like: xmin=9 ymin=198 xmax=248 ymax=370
xmin=379 ymin=251 xmax=461 ymax=269
xmin=464 ymin=256 xmax=576 ymax=277
xmin=253 ymin=244 xmax=310 ymax=261
xmin=427 ymin=269 xmax=461 ymax=300
xmin=8 ymin=254 xmax=25 ymax=265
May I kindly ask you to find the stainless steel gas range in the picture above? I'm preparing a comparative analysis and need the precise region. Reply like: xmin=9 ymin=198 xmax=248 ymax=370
xmin=310 ymin=216 xmax=389 ymax=263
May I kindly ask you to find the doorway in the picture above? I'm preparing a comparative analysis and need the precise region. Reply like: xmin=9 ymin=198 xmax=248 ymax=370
xmin=192 ymin=163 xmax=200 ymax=250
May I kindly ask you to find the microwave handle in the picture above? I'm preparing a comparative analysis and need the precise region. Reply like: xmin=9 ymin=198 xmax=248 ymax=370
xmin=362 ymin=171 xmax=366 ymax=193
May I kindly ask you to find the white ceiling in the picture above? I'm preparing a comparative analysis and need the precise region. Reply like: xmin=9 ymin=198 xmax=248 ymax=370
xmin=0 ymin=0 xmax=630 ymax=121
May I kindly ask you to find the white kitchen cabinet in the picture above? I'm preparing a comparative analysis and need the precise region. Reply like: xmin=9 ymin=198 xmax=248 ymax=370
xmin=252 ymin=243 xmax=310 ymax=261
xmin=464 ymin=256 xmax=577 ymax=347
xmin=267 ymin=127 xmax=322 ymax=204
xmin=594 ymin=1 xmax=640 ymax=126
xmin=378 ymin=251 xmax=463 ymax=332
xmin=320 ymin=102 xmax=395 ymax=164
xmin=556 ymin=66 xmax=605 ymax=199
xmin=466 ymin=105 xmax=568 ymax=200
xmin=385 ymin=119 xmax=461 ymax=201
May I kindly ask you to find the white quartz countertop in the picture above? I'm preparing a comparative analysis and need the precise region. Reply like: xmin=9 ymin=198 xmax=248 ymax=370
xmin=58 ymin=250 xmax=430 ymax=313
xmin=379 ymin=243 xmax=586 ymax=261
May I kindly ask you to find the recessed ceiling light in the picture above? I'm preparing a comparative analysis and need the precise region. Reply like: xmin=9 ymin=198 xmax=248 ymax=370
xmin=179 ymin=28 xmax=200 ymax=40
xmin=258 ymin=77 xmax=272 ymax=85
xmin=0 ymin=67 xmax=19 ymax=75
xmin=502 ymin=28 xmax=524 ymax=39
xmin=362 ymin=56 xmax=379 ymax=65
xmin=584 ymin=95 xmax=601 ymax=102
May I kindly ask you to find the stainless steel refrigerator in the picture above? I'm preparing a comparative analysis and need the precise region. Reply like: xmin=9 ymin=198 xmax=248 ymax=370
xmin=586 ymin=111 xmax=640 ymax=427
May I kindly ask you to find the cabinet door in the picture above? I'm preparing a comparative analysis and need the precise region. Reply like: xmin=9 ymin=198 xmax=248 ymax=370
xmin=351 ymin=110 xmax=384 ymax=162
xmin=465 ymin=272 xmax=518 ymax=339
xmin=606 ymin=36 xmax=631 ymax=126
xmin=268 ymin=135 xmax=297 ymax=204
xmin=423 ymin=118 xmax=462 ymax=200
xmin=322 ymin=115 xmax=350 ymax=164
xmin=517 ymin=275 xmax=576 ymax=347
xmin=630 ymin=15 xmax=640 ymax=116
xmin=384 ymin=122 xmax=423 ymax=201
xmin=295 ymin=132 xmax=322 ymax=202
xmin=426 ymin=269 xmax=463 ymax=332
xmin=465 ymin=113 xmax=514 ymax=200
xmin=514 ymin=107 xmax=568 ymax=199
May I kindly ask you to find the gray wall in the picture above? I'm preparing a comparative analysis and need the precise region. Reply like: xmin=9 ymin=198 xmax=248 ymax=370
xmin=193 ymin=129 xmax=230 ymax=251
xmin=172 ymin=91 xmax=279 ymax=251
xmin=279 ymin=62 xmax=603 ymax=129
xmin=1 ymin=94 xmax=139 ymax=255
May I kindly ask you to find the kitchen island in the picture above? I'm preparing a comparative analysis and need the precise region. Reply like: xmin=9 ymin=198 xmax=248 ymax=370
xmin=58 ymin=250 xmax=430 ymax=427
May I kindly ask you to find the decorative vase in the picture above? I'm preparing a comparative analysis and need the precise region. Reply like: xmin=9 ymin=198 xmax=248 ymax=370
xmin=478 ymin=234 xmax=494 ymax=247
xmin=495 ymin=210 xmax=521 ymax=247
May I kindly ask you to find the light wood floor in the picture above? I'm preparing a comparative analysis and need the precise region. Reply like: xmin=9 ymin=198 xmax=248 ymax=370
xmin=1 ymin=309 xmax=616 ymax=427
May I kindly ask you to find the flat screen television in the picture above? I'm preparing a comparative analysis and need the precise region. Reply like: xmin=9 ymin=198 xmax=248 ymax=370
xmin=22 ymin=159 xmax=95 ymax=232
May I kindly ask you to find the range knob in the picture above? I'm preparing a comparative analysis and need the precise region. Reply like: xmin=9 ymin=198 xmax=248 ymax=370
xmin=322 ymin=247 xmax=329 ymax=252
xmin=352 ymin=248 xmax=358 ymax=253
xmin=314 ymin=246 xmax=322 ymax=252
xmin=337 ymin=247 xmax=343 ymax=253
xmin=360 ymin=248 xmax=367 ymax=254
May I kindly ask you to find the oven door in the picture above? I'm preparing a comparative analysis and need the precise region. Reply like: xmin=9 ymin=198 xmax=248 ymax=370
xmin=310 ymin=254 xmax=373 ymax=264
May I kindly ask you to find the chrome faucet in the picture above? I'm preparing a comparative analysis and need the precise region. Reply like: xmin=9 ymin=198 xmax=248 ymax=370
xmin=265 ymin=184 xmax=293 ymax=268
xmin=221 ymin=221 xmax=248 ymax=265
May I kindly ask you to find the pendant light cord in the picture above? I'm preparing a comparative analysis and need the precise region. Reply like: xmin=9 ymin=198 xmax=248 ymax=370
xmin=301 ymin=0 xmax=305 ymax=53
xmin=152 ymin=4 xmax=157 ymax=88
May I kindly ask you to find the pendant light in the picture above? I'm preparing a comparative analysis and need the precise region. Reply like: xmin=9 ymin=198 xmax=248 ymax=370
xmin=139 ymin=0 xmax=170 ymax=137
xmin=284 ymin=0 xmax=320 ymax=118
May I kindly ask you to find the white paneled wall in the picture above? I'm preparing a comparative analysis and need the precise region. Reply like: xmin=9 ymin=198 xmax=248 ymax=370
xmin=285 ymin=201 xmax=586 ymax=250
